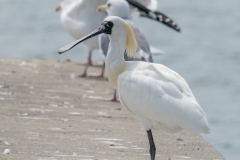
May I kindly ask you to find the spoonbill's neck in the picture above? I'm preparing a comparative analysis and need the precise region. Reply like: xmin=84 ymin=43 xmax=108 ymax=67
xmin=105 ymin=34 xmax=127 ymax=89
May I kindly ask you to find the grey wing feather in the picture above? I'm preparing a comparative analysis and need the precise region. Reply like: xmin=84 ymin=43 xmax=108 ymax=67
xmin=127 ymin=21 xmax=153 ymax=62
xmin=99 ymin=33 xmax=130 ymax=61
xmin=99 ymin=34 xmax=110 ymax=57
xmin=99 ymin=21 xmax=153 ymax=63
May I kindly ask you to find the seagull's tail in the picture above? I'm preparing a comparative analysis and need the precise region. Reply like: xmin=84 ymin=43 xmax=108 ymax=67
xmin=150 ymin=46 xmax=165 ymax=56
xmin=148 ymin=11 xmax=181 ymax=32
xmin=126 ymin=0 xmax=181 ymax=32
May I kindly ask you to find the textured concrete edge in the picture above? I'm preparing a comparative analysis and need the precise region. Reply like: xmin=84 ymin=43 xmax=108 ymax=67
xmin=0 ymin=57 xmax=225 ymax=160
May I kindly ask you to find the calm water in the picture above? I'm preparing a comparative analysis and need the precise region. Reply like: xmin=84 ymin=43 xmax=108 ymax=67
xmin=1 ymin=0 xmax=240 ymax=159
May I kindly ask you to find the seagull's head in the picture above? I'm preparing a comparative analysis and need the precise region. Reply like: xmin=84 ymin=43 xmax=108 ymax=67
xmin=55 ymin=0 xmax=76 ymax=12
xmin=58 ymin=16 xmax=138 ymax=58
xmin=97 ymin=0 xmax=130 ymax=19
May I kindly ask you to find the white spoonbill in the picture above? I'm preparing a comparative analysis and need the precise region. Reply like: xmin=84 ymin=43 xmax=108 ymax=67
xmin=55 ymin=0 xmax=181 ymax=77
xmin=58 ymin=16 xmax=210 ymax=160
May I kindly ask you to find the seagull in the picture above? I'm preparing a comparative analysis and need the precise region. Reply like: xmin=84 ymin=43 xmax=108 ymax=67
xmin=96 ymin=0 xmax=155 ymax=101
xmin=56 ymin=0 xmax=107 ymax=77
xmin=55 ymin=0 xmax=181 ymax=77
xmin=98 ymin=0 xmax=156 ymax=74
xmin=96 ymin=0 xmax=181 ymax=101
xmin=58 ymin=16 xmax=210 ymax=160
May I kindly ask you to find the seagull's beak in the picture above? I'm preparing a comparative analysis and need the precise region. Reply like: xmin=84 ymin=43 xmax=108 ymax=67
xmin=55 ymin=5 xmax=61 ymax=12
xmin=97 ymin=5 xmax=106 ymax=12
xmin=58 ymin=24 xmax=108 ymax=54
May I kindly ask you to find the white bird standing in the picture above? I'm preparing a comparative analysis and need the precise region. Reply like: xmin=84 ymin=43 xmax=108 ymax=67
xmin=97 ymin=0 xmax=154 ymax=101
xmin=56 ymin=0 xmax=181 ymax=77
xmin=98 ymin=0 xmax=155 ymax=74
xmin=58 ymin=16 xmax=210 ymax=160
xmin=56 ymin=0 xmax=107 ymax=77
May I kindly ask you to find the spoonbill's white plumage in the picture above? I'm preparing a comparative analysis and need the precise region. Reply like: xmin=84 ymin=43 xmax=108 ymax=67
xmin=58 ymin=16 xmax=210 ymax=160
xmin=56 ymin=0 xmax=181 ymax=77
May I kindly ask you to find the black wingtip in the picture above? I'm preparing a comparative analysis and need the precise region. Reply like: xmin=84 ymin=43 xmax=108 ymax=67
xmin=126 ymin=0 xmax=182 ymax=33
xmin=152 ymin=11 xmax=182 ymax=33
xmin=174 ymin=26 xmax=182 ymax=33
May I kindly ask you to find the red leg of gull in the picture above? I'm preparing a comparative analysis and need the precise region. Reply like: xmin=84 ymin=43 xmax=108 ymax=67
xmin=75 ymin=64 xmax=88 ymax=78
xmin=88 ymin=62 xmax=105 ymax=78
xmin=76 ymin=51 xmax=103 ymax=67
xmin=101 ymin=89 xmax=119 ymax=102
xmin=76 ymin=50 xmax=94 ymax=66
xmin=87 ymin=50 xmax=93 ymax=66
xmin=95 ymin=89 xmax=119 ymax=102
xmin=75 ymin=50 xmax=102 ymax=78
xmin=75 ymin=50 xmax=92 ymax=78
xmin=111 ymin=89 xmax=119 ymax=102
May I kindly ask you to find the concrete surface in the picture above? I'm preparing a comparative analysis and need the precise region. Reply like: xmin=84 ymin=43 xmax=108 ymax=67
xmin=0 ymin=58 xmax=225 ymax=160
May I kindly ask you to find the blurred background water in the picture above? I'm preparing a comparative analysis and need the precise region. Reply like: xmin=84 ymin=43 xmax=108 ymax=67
xmin=1 ymin=0 xmax=240 ymax=159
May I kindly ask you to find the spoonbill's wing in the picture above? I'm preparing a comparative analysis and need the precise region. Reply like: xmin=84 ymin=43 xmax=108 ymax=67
xmin=118 ymin=62 xmax=210 ymax=134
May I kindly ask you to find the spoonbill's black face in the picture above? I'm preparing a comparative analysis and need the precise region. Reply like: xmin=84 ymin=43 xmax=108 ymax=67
xmin=101 ymin=21 xmax=114 ymax=35
xmin=58 ymin=21 xmax=114 ymax=54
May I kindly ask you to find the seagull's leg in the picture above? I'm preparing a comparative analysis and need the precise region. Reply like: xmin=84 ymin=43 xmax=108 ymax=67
xmin=77 ymin=51 xmax=103 ymax=67
xmin=147 ymin=130 xmax=156 ymax=160
xmin=100 ymin=62 xmax=105 ymax=77
xmin=88 ymin=62 xmax=105 ymax=78
xmin=76 ymin=50 xmax=94 ymax=66
xmin=109 ymin=89 xmax=118 ymax=102
xmin=98 ymin=89 xmax=119 ymax=102
xmin=87 ymin=50 xmax=93 ymax=66
xmin=76 ymin=50 xmax=92 ymax=77
xmin=76 ymin=63 xmax=88 ymax=78
xmin=105 ymin=89 xmax=118 ymax=102
xmin=87 ymin=49 xmax=104 ymax=67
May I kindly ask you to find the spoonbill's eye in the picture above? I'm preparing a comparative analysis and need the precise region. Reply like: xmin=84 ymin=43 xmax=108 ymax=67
xmin=105 ymin=22 xmax=113 ymax=28
xmin=107 ymin=3 xmax=111 ymax=7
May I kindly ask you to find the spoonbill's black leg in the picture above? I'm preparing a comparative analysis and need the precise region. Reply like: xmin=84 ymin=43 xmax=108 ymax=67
xmin=147 ymin=130 xmax=156 ymax=160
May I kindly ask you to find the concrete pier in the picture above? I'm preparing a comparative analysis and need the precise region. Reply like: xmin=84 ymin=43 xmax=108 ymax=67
xmin=0 ymin=58 xmax=224 ymax=160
